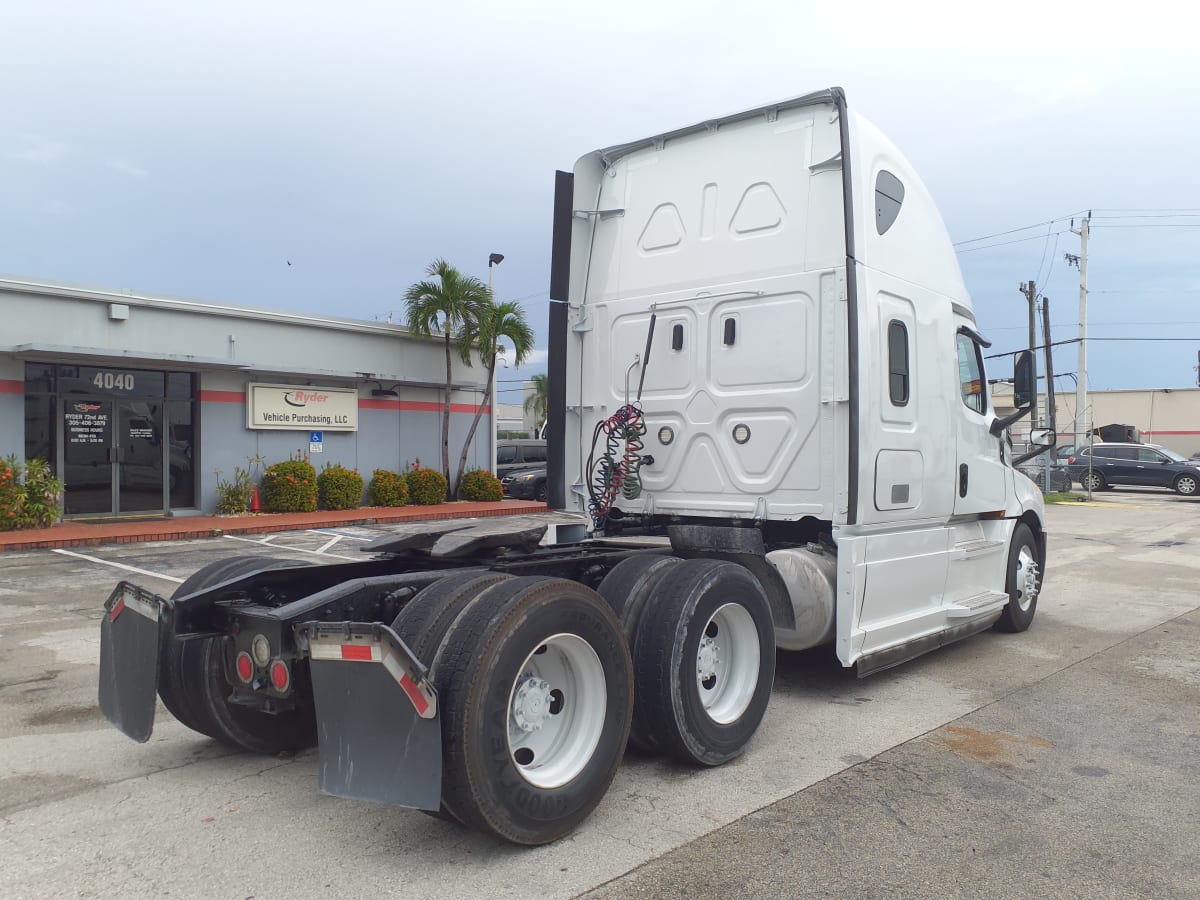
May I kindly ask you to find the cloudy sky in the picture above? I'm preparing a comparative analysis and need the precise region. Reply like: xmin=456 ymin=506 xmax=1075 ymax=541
xmin=3 ymin=1 xmax=1199 ymax=406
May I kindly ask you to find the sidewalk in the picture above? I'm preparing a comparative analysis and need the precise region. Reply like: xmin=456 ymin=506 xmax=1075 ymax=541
xmin=0 ymin=500 xmax=548 ymax=552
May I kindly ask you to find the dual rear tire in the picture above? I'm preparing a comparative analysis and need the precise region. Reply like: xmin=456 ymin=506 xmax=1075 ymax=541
xmin=399 ymin=574 xmax=633 ymax=845
xmin=599 ymin=556 xmax=776 ymax=766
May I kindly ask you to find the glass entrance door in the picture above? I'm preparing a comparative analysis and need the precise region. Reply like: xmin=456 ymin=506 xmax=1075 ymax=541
xmin=61 ymin=399 xmax=166 ymax=515
xmin=118 ymin=402 xmax=165 ymax=513
xmin=63 ymin=399 xmax=114 ymax=515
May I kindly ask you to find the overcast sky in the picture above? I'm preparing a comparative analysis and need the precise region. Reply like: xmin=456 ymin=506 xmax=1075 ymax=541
xmin=3 ymin=1 xmax=1199 ymax=405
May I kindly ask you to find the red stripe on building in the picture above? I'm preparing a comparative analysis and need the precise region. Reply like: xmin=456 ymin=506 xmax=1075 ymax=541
xmin=198 ymin=390 xmax=246 ymax=403
xmin=0 ymin=379 xmax=23 ymax=394
xmin=1144 ymin=430 xmax=1200 ymax=436
xmin=359 ymin=398 xmax=490 ymax=414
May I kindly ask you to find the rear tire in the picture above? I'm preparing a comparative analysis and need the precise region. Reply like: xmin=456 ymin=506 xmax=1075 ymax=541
xmin=995 ymin=523 xmax=1041 ymax=633
xmin=433 ymin=576 xmax=633 ymax=845
xmin=597 ymin=553 xmax=683 ymax=753
xmin=392 ymin=570 xmax=514 ymax=825
xmin=392 ymin=570 xmax=514 ymax=666
xmin=633 ymin=559 xmax=775 ymax=766
xmin=1081 ymin=471 xmax=1107 ymax=491
xmin=162 ymin=555 xmax=317 ymax=753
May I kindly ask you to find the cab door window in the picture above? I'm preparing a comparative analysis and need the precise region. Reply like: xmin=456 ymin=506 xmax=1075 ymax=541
xmin=955 ymin=333 xmax=986 ymax=414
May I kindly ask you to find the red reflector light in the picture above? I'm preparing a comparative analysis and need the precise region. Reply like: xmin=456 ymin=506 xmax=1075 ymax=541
xmin=110 ymin=597 xmax=126 ymax=621
xmin=235 ymin=652 xmax=254 ymax=683
xmin=270 ymin=660 xmax=290 ymax=692
xmin=1067 ymin=456 xmax=1075 ymax=464
xmin=341 ymin=644 xmax=373 ymax=661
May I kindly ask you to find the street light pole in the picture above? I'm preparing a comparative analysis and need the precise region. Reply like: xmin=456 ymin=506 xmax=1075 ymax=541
xmin=487 ymin=253 xmax=504 ymax=471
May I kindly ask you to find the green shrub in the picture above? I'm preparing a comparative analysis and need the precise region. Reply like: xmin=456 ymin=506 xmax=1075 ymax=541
xmin=261 ymin=456 xmax=318 ymax=512
xmin=214 ymin=466 xmax=254 ymax=515
xmin=460 ymin=468 xmax=503 ymax=502
xmin=368 ymin=469 xmax=409 ymax=507
xmin=317 ymin=463 xmax=364 ymax=510
xmin=405 ymin=464 xmax=448 ymax=506
xmin=0 ymin=456 xmax=63 ymax=530
xmin=19 ymin=458 xmax=63 ymax=528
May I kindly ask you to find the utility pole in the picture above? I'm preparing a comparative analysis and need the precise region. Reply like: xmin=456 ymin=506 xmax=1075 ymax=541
xmin=1019 ymin=280 xmax=1038 ymax=431
xmin=1066 ymin=212 xmax=1090 ymax=449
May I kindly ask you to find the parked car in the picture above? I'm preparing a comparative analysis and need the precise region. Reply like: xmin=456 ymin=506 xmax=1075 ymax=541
xmin=495 ymin=439 xmax=547 ymax=478
xmin=500 ymin=467 xmax=547 ymax=502
xmin=1066 ymin=443 xmax=1200 ymax=495
xmin=1016 ymin=459 xmax=1074 ymax=493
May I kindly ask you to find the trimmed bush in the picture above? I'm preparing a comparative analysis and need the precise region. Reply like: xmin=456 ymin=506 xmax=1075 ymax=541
xmin=261 ymin=457 xmax=318 ymax=512
xmin=317 ymin=463 xmax=364 ymax=510
xmin=368 ymin=469 xmax=409 ymax=507
xmin=460 ymin=469 xmax=503 ymax=502
xmin=406 ymin=465 xmax=448 ymax=506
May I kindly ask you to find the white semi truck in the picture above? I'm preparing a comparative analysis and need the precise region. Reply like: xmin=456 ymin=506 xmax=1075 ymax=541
xmin=99 ymin=87 xmax=1053 ymax=846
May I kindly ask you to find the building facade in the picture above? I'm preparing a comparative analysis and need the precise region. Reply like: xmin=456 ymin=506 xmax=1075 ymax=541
xmin=1 ymin=277 xmax=493 ymax=518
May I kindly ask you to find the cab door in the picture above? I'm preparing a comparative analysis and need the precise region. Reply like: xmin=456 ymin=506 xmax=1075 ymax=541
xmin=952 ymin=325 xmax=1008 ymax=515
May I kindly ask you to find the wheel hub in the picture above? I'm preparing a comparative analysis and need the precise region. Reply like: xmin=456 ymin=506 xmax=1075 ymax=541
xmin=1017 ymin=550 xmax=1040 ymax=610
xmin=697 ymin=636 xmax=720 ymax=681
xmin=512 ymin=676 xmax=552 ymax=733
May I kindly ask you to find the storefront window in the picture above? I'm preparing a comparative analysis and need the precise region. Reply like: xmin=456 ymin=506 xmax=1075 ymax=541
xmin=23 ymin=363 xmax=198 ymax=513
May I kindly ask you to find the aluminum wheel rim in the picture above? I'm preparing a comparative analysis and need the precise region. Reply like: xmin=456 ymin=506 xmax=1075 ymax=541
xmin=1015 ymin=546 xmax=1040 ymax=612
xmin=1178 ymin=476 xmax=1197 ymax=495
xmin=506 ymin=633 xmax=605 ymax=789
xmin=695 ymin=602 xmax=760 ymax=724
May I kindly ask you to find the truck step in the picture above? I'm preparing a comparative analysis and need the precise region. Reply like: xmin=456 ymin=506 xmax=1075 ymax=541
xmin=951 ymin=539 xmax=1006 ymax=561
xmin=945 ymin=590 xmax=1010 ymax=618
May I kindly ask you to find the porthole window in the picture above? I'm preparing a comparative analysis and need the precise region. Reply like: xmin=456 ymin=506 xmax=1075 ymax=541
xmin=875 ymin=170 xmax=905 ymax=235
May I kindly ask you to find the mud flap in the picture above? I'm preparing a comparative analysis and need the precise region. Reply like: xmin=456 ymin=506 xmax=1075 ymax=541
xmin=301 ymin=622 xmax=442 ymax=812
xmin=98 ymin=582 xmax=164 ymax=743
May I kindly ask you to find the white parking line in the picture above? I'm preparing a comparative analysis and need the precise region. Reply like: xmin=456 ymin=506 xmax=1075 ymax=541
xmin=316 ymin=536 xmax=343 ymax=553
xmin=49 ymin=548 xmax=185 ymax=584
xmin=308 ymin=528 xmax=374 ymax=541
xmin=222 ymin=534 xmax=361 ymax=561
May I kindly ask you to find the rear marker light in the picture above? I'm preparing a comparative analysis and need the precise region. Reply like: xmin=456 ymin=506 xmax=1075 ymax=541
xmin=110 ymin=597 xmax=126 ymax=621
xmin=270 ymin=660 xmax=291 ymax=692
xmin=235 ymin=652 xmax=254 ymax=683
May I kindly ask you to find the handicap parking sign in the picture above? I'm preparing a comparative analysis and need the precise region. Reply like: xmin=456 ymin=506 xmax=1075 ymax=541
xmin=309 ymin=431 xmax=323 ymax=453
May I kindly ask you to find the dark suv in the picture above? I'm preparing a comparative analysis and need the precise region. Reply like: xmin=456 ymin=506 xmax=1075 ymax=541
xmin=495 ymin=440 xmax=547 ymax=478
xmin=1066 ymin=443 xmax=1200 ymax=496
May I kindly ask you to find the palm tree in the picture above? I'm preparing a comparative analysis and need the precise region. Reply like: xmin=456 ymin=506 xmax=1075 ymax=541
xmin=454 ymin=299 xmax=535 ymax=494
xmin=524 ymin=373 xmax=549 ymax=438
xmin=404 ymin=259 xmax=490 ymax=485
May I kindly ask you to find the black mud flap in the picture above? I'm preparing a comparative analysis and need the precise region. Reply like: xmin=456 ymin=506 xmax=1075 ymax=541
xmin=98 ymin=581 xmax=164 ymax=743
xmin=300 ymin=622 xmax=442 ymax=812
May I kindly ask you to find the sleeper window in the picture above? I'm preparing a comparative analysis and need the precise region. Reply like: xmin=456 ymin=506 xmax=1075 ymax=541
xmin=887 ymin=320 xmax=909 ymax=405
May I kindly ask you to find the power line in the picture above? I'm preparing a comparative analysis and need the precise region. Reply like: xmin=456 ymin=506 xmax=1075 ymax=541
xmin=956 ymin=230 xmax=1069 ymax=253
xmin=953 ymin=211 xmax=1085 ymax=247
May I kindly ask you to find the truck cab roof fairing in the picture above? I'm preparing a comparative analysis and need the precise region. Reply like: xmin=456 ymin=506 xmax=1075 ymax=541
xmin=590 ymin=88 xmax=841 ymax=170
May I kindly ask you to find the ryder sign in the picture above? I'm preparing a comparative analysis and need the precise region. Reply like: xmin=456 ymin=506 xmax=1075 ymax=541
xmin=247 ymin=383 xmax=358 ymax=431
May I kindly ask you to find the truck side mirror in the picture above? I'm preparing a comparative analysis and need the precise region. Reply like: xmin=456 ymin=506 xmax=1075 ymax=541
xmin=1013 ymin=350 xmax=1035 ymax=410
xmin=1028 ymin=428 xmax=1053 ymax=447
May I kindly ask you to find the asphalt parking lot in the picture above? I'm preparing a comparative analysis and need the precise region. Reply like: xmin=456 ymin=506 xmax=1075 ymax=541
xmin=1 ymin=491 xmax=1198 ymax=899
